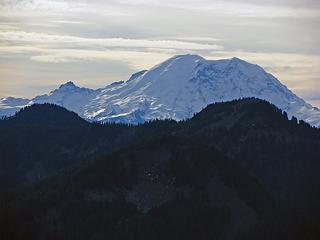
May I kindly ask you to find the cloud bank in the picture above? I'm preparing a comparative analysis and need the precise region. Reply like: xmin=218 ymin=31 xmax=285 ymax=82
xmin=0 ymin=0 xmax=319 ymax=106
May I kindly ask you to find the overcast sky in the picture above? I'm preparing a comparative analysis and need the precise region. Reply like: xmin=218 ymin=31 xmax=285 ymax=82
xmin=0 ymin=0 xmax=320 ymax=106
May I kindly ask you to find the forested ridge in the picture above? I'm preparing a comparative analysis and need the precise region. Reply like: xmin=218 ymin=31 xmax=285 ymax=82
xmin=1 ymin=99 xmax=320 ymax=240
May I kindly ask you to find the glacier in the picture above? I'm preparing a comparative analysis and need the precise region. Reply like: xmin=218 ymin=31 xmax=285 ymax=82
xmin=1 ymin=54 xmax=320 ymax=127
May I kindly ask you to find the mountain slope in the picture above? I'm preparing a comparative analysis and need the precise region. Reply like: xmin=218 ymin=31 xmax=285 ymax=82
xmin=86 ymin=55 xmax=320 ymax=126
xmin=1 ymin=98 xmax=320 ymax=206
xmin=0 ymin=82 xmax=97 ymax=119
xmin=1 ymin=136 xmax=275 ymax=240
xmin=31 ymin=81 xmax=97 ymax=117
xmin=0 ymin=103 xmax=131 ymax=188
xmin=1 ymin=55 xmax=320 ymax=127
xmin=1 ymin=99 xmax=320 ymax=240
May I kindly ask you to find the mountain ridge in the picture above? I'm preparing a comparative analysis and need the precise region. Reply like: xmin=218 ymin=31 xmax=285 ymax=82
xmin=1 ymin=54 xmax=320 ymax=127
xmin=1 ymin=98 xmax=320 ymax=240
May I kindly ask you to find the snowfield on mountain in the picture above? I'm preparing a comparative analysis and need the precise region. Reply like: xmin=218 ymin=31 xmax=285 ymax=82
xmin=1 ymin=54 xmax=320 ymax=127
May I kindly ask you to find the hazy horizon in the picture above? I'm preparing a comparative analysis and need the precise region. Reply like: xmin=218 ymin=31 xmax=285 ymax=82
xmin=1 ymin=0 xmax=320 ymax=107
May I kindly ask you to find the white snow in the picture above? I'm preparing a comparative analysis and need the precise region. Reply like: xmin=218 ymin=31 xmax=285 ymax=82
xmin=1 ymin=54 xmax=320 ymax=127
xmin=0 ymin=97 xmax=30 ymax=118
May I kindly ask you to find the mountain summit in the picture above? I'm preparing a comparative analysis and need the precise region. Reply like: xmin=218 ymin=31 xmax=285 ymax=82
xmin=58 ymin=81 xmax=78 ymax=90
xmin=1 ymin=54 xmax=320 ymax=127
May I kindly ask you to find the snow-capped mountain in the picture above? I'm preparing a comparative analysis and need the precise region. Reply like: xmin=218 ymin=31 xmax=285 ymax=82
xmin=1 ymin=54 xmax=320 ymax=127
xmin=31 ymin=81 xmax=97 ymax=115
xmin=0 ymin=97 xmax=30 ymax=117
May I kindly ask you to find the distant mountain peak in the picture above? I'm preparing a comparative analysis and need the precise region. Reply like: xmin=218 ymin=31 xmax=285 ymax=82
xmin=170 ymin=55 xmax=246 ymax=65
xmin=164 ymin=54 xmax=205 ymax=66
xmin=127 ymin=70 xmax=147 ymax=82
xmin=171 ymin=54 xmax=205 ymax=60
xmin=58 ymin=81 xmax=78 ymax=90
xmin=0 ymin=96 xmax=29 ymax=104
xmin=230 ymin=57 xmax=243 ymax=62
xmin=228 ymin=57 xmax=257 ymax=68
xmin=1 ymin=55 xmax=320 ymax=127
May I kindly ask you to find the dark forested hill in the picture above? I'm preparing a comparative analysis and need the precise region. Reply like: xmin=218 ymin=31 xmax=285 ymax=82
xmin=5 ymin=103 xmax=88 ymax=127
xmin=0 ymin=99 xmax=320 ymax=240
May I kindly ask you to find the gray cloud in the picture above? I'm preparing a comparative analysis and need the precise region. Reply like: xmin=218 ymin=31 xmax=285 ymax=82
xmin=232 ymin=0 xmax=320 ymax=8
xmin=0 ymin=0 xmax=319 ymax=107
